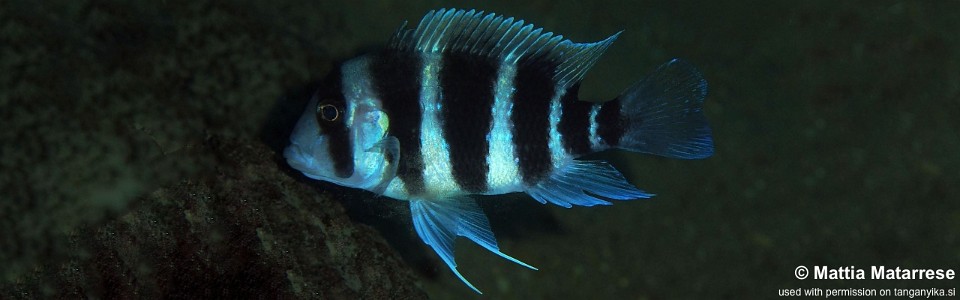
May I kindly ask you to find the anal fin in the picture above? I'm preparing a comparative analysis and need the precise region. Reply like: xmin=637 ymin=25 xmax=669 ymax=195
xmin=527 ymin=160 xmax=653 ymax=208
xmin=410 ymin=197 xmax=536 ymax=294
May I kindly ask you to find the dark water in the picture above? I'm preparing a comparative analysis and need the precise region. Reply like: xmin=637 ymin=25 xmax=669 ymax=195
xmin=2 ymin=1 xmax=957 ymax=299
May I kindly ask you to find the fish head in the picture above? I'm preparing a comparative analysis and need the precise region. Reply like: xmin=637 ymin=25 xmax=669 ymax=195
xmin=284 ymin=67 xmax=392 ymax=191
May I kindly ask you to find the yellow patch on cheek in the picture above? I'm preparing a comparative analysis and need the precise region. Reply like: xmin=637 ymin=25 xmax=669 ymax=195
xmin=376 ymin=111 xmax=390 ymax=134
xmin=356 ymin=110 xmax=391 ymax=151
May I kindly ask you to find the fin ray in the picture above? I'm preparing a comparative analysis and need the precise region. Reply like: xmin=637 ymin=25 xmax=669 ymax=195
xmin=410 ymin=197 xmax=536 ymax=294
xmin=389 ymin=8 xmax=619 ymax=90
xmin=616 ymin=59 xmax=714 ymax=159
xmin=365 ymin=136 xmax=399 ymax=194
xmin=527 ymin=160 xmax=653 ymax=208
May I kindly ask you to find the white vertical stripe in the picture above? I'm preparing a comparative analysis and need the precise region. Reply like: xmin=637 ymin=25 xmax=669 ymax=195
xmin=589 ymin=104 xmax=602 ymax=151
xmin=485 ymin=62 xmax=522 ymax=194
xmin=548 ymin=89 xmax=568 ymax=169
xmin=343 ymin=55 xmax=409 ymax=200
xmin=419 ymin=53 xmax=460 ymax=198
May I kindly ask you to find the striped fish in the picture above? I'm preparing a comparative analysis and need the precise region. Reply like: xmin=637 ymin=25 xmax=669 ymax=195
xmin=285 ymin=8 xmax=713 ymax=293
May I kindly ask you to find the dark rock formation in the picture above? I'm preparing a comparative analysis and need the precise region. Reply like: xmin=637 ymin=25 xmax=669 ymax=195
xmin=0 ymin=0 xmax=427 ymax=297
xmin=5 ymin=137 xmax=426 ymax=299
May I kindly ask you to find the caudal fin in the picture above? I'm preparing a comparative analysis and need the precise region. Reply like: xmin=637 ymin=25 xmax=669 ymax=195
xmin=606 ymin=59 xmax=714 ymax=159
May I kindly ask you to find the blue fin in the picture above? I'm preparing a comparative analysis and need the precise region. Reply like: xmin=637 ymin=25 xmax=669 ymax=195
xmin=410 ymin=197 xmax=537 ymax=294
xmin=388 ymin=8 xmax=619 ymax=91
xmin=616 ymin=59 xmax=714 ymax=159
xmin=527 ymin=160 xmax=653 ymax=208
xmin=364 ymin=135 xmax=399 ymax=195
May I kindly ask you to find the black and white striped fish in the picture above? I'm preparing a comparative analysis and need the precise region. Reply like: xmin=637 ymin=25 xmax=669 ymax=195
xmin=285 ymin=8 xmax=713 ymax=293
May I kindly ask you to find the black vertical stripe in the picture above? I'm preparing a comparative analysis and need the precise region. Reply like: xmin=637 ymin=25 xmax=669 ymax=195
xmin=314 ymin=68 xmax=354 ymax=178
xmin=370 ymin=50 xmax=425 ymax=195
xmin=439 ymin=52 xmax=497 ymax=193
xmin=558 ymin=83 xmax=593 ymax=156
xmin=596 ymin=98 xmax=624 ymax=147
xmin=512 ymin=55 xmax=557 ymax=186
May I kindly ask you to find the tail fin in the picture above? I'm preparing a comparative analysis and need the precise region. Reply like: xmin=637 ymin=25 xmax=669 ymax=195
xmin=612 ymin=59 xmax=713 ymax=159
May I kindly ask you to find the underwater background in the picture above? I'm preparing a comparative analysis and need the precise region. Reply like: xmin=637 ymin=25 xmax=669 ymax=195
xmin=2 ymin=0 xmax=957 ymax=299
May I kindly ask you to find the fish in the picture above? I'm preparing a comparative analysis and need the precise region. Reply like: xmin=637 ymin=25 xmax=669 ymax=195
xmin=284 ymin=8 xmax=714 ymax=293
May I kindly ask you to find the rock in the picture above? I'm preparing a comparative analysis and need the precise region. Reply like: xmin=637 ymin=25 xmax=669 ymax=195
xmin=0 ymin=0 xmax=349 ymax=288
xmin=5 ymin=137 xmax=426 ymax=298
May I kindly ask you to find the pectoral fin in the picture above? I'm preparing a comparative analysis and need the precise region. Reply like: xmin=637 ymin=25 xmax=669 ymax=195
xmin=366 ymin=135 xmax=399 ymax=195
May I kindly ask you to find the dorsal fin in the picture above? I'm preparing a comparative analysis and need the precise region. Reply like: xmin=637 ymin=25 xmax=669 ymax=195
xmin=388 ymin=8 xmax=620 ymax=90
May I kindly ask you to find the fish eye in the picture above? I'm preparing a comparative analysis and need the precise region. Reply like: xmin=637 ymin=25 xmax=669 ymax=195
xmin=317 ymin=102 xmax=340 ymax=122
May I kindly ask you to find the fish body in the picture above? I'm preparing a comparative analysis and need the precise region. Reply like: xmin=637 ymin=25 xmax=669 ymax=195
xmin=285 ymin=8 xmax=713 ymax=293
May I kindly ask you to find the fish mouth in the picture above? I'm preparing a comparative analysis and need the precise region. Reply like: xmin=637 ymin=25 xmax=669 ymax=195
xmin=283 ymin=142 xmax=333 ymax=181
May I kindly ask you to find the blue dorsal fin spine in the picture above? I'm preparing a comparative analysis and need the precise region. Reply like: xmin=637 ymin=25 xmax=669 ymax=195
xmin=388 ymin=8 xmax=620 ymax=90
